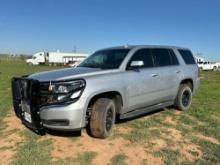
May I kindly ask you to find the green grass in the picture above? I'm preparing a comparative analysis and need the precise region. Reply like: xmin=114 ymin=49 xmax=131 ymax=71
xmin=195 ymin=140 xmax=220 ymax=164
xmin=74 ymin=151 xmax=97 ymax=165
xmin=52 ymin=151 xmax=97 ymax=165
xmin=12 ymin=130 xmax=52 ymax=165
xmin=110 ymin=153 xmax=127 ymax=165
xmin=154 ymin=149 xmax=180 ymax=165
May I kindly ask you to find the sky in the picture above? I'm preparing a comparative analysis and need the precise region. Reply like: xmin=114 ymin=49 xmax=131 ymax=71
xmin=0 ymin=0 xmax=220 ymax=61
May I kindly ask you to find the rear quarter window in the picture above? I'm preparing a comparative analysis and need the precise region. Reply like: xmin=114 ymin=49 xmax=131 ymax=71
xmin=178 ymin=49 xmax=196 ymax=64
xmin=169 ymin=49 xmax=179 ymax=65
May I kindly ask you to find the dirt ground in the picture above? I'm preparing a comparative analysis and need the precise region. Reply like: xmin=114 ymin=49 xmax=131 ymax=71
xmin=1 ymin=111 xmax=220 ymax=165
xmin=0 ymin=113 xmax=24 ymax=164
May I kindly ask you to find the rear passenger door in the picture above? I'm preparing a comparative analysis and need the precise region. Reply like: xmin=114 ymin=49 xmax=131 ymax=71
xmin=152 ymin=48 xmax=180 ymax=101
xmin=124 ymin=48 xmax=161 ymax=112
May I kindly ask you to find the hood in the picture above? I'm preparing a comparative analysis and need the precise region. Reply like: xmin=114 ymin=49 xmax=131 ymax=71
xmin=29 ymin=67 xmax=102 ymax=81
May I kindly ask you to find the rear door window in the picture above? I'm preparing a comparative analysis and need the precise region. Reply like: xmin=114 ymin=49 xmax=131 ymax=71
xmin=151 ymin=48 xmax=171 ymax=67
xmin=178 ymin=49 xmax=196 ymax=64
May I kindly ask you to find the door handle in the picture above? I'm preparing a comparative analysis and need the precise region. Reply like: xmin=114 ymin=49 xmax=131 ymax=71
xmin=175 ymin=70 xmax=181 ymax=74
xmin=151 ymin=73 xmax=158 ymax=77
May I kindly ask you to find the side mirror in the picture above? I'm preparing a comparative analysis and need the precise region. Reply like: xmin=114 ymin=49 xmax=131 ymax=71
xmin=130 ymin=61 xmax=144 ymax=68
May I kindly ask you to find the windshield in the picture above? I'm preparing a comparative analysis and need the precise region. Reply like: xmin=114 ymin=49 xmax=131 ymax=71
xmin=78 ymin=49 xmax=130 ymax=69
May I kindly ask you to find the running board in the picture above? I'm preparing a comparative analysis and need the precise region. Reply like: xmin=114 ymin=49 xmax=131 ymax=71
xmin=120 ymin=101 xmax=173 ymax=119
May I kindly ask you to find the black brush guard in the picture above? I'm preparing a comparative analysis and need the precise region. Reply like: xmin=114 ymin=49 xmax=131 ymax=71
xmin=11 ymin=77 xmax=45 ymax=134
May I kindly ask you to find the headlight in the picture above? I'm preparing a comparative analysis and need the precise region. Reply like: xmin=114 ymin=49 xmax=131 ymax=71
xmin=40 ymin=79 xmax=86 ymax=105
xmin=51 ymin=80 xmax=85 ymax=94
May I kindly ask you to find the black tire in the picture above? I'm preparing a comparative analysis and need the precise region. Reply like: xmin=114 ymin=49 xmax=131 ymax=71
xmin=89 ymin=98 xmax=116 ymax=138
xmin=174 ymin=84 xmax=192 ymax=111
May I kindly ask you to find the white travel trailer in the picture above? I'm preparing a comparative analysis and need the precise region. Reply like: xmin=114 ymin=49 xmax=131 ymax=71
xmin=26 ymin=51 xmax=88 ymax=66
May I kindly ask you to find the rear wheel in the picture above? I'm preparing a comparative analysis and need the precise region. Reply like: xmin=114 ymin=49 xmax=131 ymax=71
xmin=174 ymin=84 xmax=192 ymax=111
xmin=89 ymin=98 xmax=116 ymax=138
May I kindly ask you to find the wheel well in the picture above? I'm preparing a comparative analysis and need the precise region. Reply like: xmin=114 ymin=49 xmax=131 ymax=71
xmin=88 ymin=91 xmax=123 ymax=114
xmin=180 ymin=79 xmax=193 ymax=91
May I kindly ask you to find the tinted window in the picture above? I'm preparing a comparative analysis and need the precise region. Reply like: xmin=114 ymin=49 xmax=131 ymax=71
xmin=79 ymin=49 xmax=130 ymax=69
xmin=169 ymin=49 xmax=179 ymax=65
xmin=152 ymin=49 xmax=171 ymax=67
xmin=178 ymin=49 xmax=196 ymax=64
xmin=128 ymin=49 xmax=154 ymax=68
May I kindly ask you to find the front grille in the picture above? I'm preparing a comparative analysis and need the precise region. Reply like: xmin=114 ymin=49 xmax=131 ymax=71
xmin=39 ymin=83 xmax=50 ymax=106
xmin=11 ymin=77 xmax=44 ymax=134
xmin=20 ymin=80 xmax=29 ymax=99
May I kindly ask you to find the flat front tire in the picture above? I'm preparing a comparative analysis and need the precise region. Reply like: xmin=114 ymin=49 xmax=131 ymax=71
xmin=89 ymin=98 xmax=116 ymax=138
xmin=174 ymin=84 xmax=193 ymax=111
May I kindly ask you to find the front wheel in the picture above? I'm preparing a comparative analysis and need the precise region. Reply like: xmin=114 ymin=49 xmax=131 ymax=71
xmin=89 ymin=98 xmax=116 ymax=138
xmin=174 ymin=84 xmax=193 ymax=111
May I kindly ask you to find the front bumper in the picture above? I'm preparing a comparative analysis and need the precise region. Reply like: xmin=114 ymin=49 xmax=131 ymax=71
xmin=40 ymin=99 xmax=85 ymax=131
xmin=11 ymin=77 xmax=84 ymax=134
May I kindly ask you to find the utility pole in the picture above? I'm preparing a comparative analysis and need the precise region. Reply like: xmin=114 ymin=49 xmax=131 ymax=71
xmin=73 ymin=45 xmax=77 ymax=53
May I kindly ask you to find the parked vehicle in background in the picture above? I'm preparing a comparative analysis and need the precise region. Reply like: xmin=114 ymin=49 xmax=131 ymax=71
xmin=197 ymin=61 xmax=218 ymax=71
xmin=194 ymin=56 xmax=205 ymax=63
xmin=216 ymin=62 xmax=220 ymax=68
xmin=26 ymin=52 xmax=46 ymax=65
xmin=26 ymin=51 xmax=88 ymax=66
xmin=12 ymin=45 xmax=200 ymax=139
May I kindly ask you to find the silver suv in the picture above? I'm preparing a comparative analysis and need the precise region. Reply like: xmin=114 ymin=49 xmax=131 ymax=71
xmin=12 ymin=45 xmax=200 ymax=138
